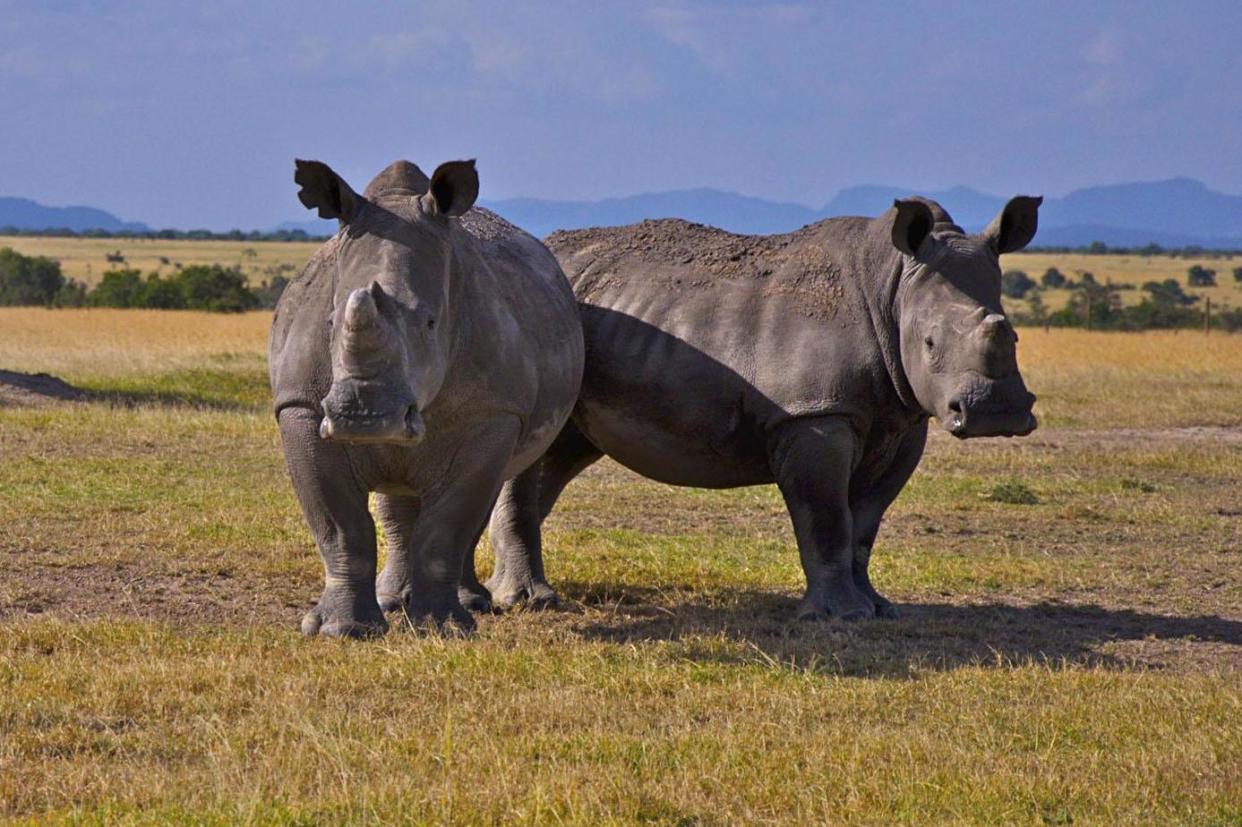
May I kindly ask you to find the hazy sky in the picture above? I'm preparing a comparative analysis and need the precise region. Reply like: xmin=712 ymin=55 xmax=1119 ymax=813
xmin=3 ymin=1 xmax=1240 ymax=230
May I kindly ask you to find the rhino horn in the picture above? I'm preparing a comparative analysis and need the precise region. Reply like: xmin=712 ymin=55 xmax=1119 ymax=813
xmin=980 ymin=313 xmax=1016 ymax=342
xmin=340 ymin=284 xmax=394 ymax=359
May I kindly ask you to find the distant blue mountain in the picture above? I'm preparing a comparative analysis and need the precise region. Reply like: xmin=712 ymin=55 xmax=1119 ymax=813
xmin=484 ymin=188 xmax=820 ymax=238
xmin=483 ymin=178 xmax=1242 ymax=249
xmin=819 ymin=184 xmax=1008 ymax=231
xmin=1040 ymin=177 xmax=1242 ymax=240
xmin=0 ymin=197 xmax=148 ymax=233
xmin=9 ymin=177 xmax=1241 ymax=249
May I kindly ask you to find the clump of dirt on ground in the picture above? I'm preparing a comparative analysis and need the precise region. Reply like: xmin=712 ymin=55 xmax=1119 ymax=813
xmin=0 ymin=370 xmax=86 ymax=406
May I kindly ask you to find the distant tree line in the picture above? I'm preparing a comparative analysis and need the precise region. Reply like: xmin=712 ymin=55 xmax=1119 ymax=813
xmin=1025 ymin=241 xmax=1242 ymax=259
xmin=1003 ymin=264 xmax=1242 ymax=332
xmin=1 ymin=226 xmax=1241 ymax=257
xmin=0 ymin=247 xmax=287 ymax=311
xmin=0 ymin=226 xmax=329 ymax=243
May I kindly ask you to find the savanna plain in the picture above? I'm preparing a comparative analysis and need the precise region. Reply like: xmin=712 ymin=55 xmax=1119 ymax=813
xmin=1 ymin=240 xmax=1240 ymax=824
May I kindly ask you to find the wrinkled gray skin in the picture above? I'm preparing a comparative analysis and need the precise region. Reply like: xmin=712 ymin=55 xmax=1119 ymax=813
xmin=269 ymin=158 xmax=583 ymax=637
xmin=482 ymin=196 xmax=1040 ymax=620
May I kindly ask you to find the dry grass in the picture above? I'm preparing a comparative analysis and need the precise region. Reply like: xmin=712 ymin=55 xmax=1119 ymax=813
xmin=0 ymin=307 xmax=269 ymax=381
xmin=1 ymin=309 xmax=1241 ymax=823
xmin=0 ymin=235 xmax=318 ymax=287
xmin=4 ymin=308 xmax=1239 ymax=428
xmin=1002 ymin=251 xmax=1242 ymax=312
xmin=1016 ymin=328 xmax=1242 ymax=427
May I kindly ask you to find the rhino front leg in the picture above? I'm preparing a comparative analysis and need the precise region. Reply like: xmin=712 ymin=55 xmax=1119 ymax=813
xmin=398 ymin=420 xmax=522 ymax=634
xmin=378 ymin=492 xmax=496 ymax=614
xmin=457 ymin=494 xmax=500 ymax=614
xmin=769 ymin=415 xmax=874 ymax=622
xmin=278 ymin=407 xmax=387 ymax=639
xmin=849 ymin=420 xmax=928 ymax=620
xmin=486 ymin=420 xmax=602 ymax=609
xmin=376 ymin=494 xmax=420 ymax=614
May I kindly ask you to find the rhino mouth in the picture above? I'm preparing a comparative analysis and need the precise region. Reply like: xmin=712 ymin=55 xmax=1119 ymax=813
xmin=319 ymin=381 xmax=424 ymax=445
xmin=943 ymin=379 xmax=1037 ymax=439
xmin=319 ymin=404 xmax=425 ymax=444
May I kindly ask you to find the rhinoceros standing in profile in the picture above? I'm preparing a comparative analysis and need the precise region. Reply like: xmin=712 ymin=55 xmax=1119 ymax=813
xmin=269 ymin=158 xmax=583 ymax=637
xmin=481 ymin=196 xmax=1040 ymax=620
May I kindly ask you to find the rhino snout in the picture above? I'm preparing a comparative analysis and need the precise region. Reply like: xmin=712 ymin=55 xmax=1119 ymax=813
xmin=944 ymin=388 xmax=1037 ymax=439
xmin=319 ymin=397 xmax=425 ymax=445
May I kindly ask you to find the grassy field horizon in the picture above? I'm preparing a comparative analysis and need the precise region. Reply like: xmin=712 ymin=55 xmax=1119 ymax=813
xmin=2 ymin=234 xmax=1240 ymax=314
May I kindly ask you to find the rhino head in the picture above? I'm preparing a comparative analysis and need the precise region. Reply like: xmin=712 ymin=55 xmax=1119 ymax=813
xmin=292 ymin=158 xmax=479 ymax=445
xmin=891 ymin=196 xmax=1040 ymax=439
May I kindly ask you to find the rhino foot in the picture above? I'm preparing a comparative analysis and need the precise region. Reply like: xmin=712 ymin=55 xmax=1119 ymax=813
xmin=796 ymin=578 xmax=876 ymax=622
xmin=458 ymin=582 xmax=494 ymax=614
xmin=871 ymin=593 xmax=900 ymax=620
xmin=301 ymin=590 xmax=389 ymax=639
xmin=397 ymin=591 xmax=478 ymax=636
xmin=485 ymin=573 xmax=560 ymax=611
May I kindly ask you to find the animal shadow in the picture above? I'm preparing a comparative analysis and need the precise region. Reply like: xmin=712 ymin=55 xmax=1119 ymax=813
xmin=563 ymin=583 xmax=1242 ymax=678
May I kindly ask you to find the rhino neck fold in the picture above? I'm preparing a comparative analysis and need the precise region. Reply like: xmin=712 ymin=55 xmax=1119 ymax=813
xmin=868 ymin=254 xmax=923 ymax=416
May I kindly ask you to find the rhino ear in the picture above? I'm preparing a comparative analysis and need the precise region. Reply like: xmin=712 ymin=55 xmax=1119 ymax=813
xmin=891 ymin=199 xmax=935 ymax=257
xmin=424 ymin=159 xmax=479 ymax=217
xmin=294 ymin=159 xmax=360 ymax=223
xmin=984 ymin=195 xmax=1042 ymax=254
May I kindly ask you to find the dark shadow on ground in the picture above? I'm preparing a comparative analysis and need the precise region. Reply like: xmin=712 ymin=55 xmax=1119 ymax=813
xmin=558 ymin=582 xmax=1242 ymax=677
xmin=0 ymin=368 xmax=268 ymax=413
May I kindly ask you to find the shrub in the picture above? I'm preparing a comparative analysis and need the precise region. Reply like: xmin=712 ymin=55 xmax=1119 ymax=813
xmin=1143 ymin=279 xmax=1198 ymax=307
xmin=53 ymin=279 xmax=88 ymax=307
xmin=1041 ymin=267 xmax=1068 ymax=289
xmin=175 ymin=265 xmax=259 ymax=312
xmin=0 ymin=247 xmax=66 ymax=306
xmin=1232 ymin=266 xmax=1242 ymax=284
xmin=253 ymin=275 xmax=290 ymax=310
xmin=1001 ymin=270 xmax=1036 ymax=299
xmin=89 ymin=269 xmax=145 ymax=308
xmin=1187 ymin=265 xmax=1216 ymax=287
xmin=140 ymin=274 xmax=187 ymax=309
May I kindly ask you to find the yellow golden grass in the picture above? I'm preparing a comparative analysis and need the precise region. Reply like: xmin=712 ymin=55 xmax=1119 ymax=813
xmin=0 ymin=307 xmax=269 ymax=379
xmin=0 ymin=234 xmax=319 ymax=286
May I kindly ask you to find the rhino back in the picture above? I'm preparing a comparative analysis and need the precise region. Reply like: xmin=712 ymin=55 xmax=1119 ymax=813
xmin=549 ymin=218 xmax=894 ymax=433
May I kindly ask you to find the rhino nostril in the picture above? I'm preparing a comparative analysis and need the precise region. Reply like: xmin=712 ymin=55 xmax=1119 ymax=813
xmin=403 ymin=405 xmax=426 ymax=440
xmin=946 ymin=399 xmax=965 ymax=433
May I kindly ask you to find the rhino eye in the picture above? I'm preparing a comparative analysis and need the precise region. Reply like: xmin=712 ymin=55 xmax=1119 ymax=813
xmin=426 ymin=317 xmax=436 ymax=331
xmin=924 ymin=335 xmax=935 ymax=350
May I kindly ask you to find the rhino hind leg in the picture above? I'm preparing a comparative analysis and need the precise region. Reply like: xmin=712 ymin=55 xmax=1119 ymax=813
xmin=486 ymin=420 xmax=602 ymax=609
xmin=769 ymin=415 xmax=876 ymax=622
xmin=278 ymin=407 xmax=388 ymax=639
